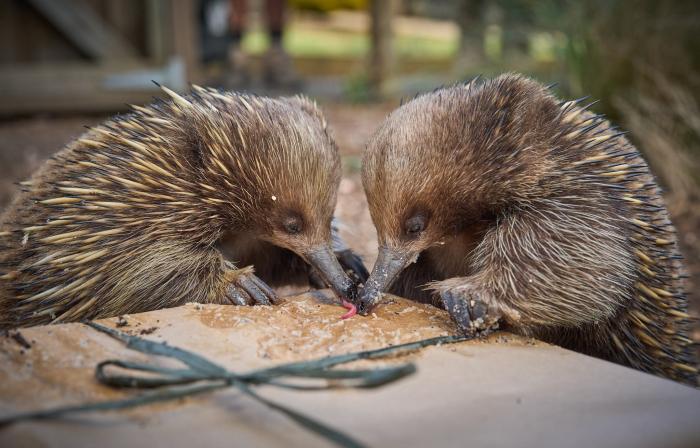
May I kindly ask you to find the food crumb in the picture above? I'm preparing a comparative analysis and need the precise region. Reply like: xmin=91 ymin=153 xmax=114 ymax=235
xmin=116 ymin=316 xmax=129 ymax=327
xmin=7 ymin=330 xmax=32 ymax=350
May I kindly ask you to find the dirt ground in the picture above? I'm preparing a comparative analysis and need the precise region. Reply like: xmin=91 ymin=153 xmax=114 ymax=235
xmin=0 ymin=103 xmax=697 ymax=345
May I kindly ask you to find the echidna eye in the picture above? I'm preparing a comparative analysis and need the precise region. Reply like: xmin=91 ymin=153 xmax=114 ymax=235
xmin=283 ymin=216 xmax=303 ymax=235
xmin=405 ymin=215 xmax=426 ymax=237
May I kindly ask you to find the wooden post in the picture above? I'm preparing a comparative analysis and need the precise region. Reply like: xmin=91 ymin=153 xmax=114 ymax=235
xmin=147 ymin=0 xmax=169 ymax=64
xmin=170 ymin=0 xmax=201 ymax=85
xmin=454 ymin=0 xmax=485 ymax=74
xmin=27 ymin=0 xmax=139 ymax=60
xmin=369 ymin=0 xmax=398 ymax=99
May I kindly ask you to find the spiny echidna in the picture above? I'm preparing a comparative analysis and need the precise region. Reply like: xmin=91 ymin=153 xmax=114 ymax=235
xmin=0 ymin=85 xmax=368 ymax=329
xmin=358 ymin=73 xmax=697 ymax=384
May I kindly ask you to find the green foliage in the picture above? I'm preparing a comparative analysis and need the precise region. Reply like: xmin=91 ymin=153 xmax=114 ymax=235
xmin=290 ymin=0 xmax=368 ymax=13
xmin=241 ymin=26 xmax=455 ymax=60
xmin=558 ymin=0 xmax=700 ymax=198
xmin=561 ymin=0 xmax=700 ymax=117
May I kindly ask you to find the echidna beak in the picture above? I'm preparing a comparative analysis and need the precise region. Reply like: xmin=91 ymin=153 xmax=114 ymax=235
xmin=357 ymin=246 xmax=414 ymax=315
xmin=306 ymin=245 xmax=358 ymax=302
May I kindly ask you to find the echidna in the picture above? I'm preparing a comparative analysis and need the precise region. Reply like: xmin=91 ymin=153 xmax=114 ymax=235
xmin=0 ymin=85 xmax=367 ymax=328
xmin=358 ymin=74 xmax=697 ymax=384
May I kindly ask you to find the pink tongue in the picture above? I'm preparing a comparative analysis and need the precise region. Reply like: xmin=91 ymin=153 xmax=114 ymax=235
xmin=339 ymin=299 xmax=357 ymax=319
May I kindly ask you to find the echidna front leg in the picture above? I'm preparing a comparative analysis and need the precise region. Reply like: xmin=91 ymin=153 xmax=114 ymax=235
xmin=223 ymin=263 xmax=279 ymax=305
xmin=432 ymin=279 xmax=503 ymax=336
xmin=330 ymin=218 xmax=370 ymax=283
xmin=336 ymin=249 xmax=369 ymax=283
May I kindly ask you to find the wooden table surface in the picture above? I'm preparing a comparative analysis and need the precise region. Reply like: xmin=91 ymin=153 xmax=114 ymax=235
xmin=1 ymin=294 xmax=699 ymax=448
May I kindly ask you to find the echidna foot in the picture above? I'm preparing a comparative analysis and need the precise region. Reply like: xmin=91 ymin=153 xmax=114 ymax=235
xmin=225 ymin=272 xmax=279 ymax=306
xmin=440 ymin=286 xmax=501 ymax=337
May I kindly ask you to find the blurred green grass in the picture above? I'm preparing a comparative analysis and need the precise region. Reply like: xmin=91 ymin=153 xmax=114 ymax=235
xmin=241 ymin=27 xmax=458 ymax=60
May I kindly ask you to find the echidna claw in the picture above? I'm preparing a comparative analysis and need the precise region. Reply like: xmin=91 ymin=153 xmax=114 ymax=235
xmin=225 ymin=285 xmax=251 ymax=306
xmin=336 ymin=249 xmax=370 ymax=284
xmin=440 ymin=287 xmax=500 ymax=337
xmin=226 ymin=273 xmax=278 ymax=306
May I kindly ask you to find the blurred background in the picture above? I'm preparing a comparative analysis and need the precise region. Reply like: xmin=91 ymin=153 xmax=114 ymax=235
xmin=0 ymin=0 xmax=698 ymax=341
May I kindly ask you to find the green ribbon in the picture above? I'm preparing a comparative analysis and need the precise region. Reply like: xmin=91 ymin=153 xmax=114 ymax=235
xmin=0 ymin=321 xmax=468 ymax=448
